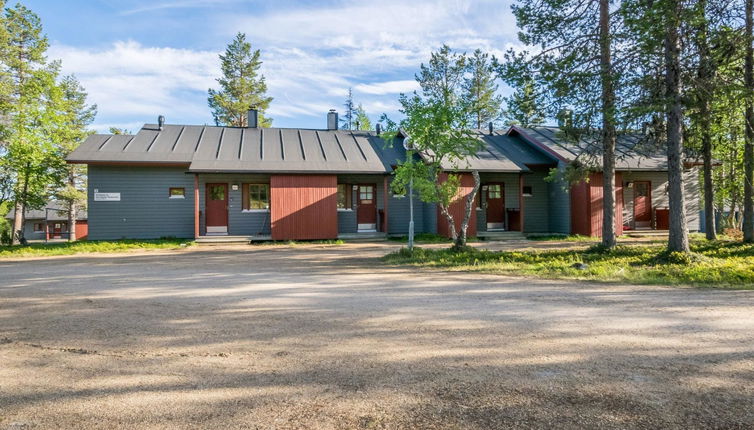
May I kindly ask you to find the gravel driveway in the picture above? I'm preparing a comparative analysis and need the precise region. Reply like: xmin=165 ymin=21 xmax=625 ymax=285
xmin=1 ymin=243 xmax=753 ymax=429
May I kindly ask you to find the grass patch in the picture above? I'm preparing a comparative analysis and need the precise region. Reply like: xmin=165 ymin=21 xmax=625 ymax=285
xmin=0 ymin=239 xmax=194 ymax=258
xmin=389 ymin=233 xmax=479 ymax=243
xmin=526 ymin=233 xmax=599 ymax=242
xmin=383 ymin=240 xmax=754 ymax=288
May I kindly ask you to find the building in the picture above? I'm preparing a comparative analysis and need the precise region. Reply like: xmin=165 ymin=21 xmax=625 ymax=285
xmin=5 ymin=203 xmax=88 ymax=241
xmin=66 ymin=110 xmax=700 ymax=241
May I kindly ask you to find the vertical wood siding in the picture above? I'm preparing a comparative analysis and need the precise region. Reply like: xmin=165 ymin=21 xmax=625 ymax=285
xmin=270 ymin=175 xmax=338 ymax=240
xmin=437 ymin=173 xmax=478 ymax=238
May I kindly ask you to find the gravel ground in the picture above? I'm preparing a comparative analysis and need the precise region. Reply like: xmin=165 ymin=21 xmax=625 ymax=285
xmin=1 ymin=242 xmax=753 ymax=429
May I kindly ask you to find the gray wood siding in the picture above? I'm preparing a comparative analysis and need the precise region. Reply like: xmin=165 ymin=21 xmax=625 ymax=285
xmin=88 ymin=166 xmax=195 ymax=240
xmin=523 ymin=170 xmax=550 ymax=232
xmin=621 ymin=168 xmax=700 ymax=231
xmin=423 ymin=202 xmax=438 ymax=234
xmin=547 ymin=163 xmax=571 ymax=234
xmin=198 ymin=174 xmax=271 ymax=236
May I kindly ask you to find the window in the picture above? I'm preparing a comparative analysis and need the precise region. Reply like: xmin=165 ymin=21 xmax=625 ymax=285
xmin=359 ymin=185 xmax=373 ymax=204
xmin=169 ymin=187 xmax=185 ymax=199
xmin=487 ymin=184 xmax=502 ymax=199
xmin=522 ymin=186 xmax=533 ymax=197
xmin=243 ymin=183 xmax=269 ymax=210
xmin=338 ymin=184 xmax=352 ymax=209
xmin=33 ymin=223 xmax=44 ymax=232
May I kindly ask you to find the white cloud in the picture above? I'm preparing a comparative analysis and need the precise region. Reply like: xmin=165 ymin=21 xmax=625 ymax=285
xmin=49 ymin=0 xmax=521 ymax=130
xmin=354 ymin=80 xmax=419 ymax=95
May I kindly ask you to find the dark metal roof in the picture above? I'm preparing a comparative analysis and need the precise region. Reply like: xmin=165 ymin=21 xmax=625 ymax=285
xmin=5 ymin=202 xmax=87 ymax=221
xmin=68 ymin=124 xmax=394 ymax=174
xmin=509 ymin=126 xmax=670 ymax=171
xmin=69 ymin=123 xmax=546 ymax=174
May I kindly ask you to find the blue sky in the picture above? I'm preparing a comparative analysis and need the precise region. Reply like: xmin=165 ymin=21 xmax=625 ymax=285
xmin=25 ymin=0 xmax=520 ymax=132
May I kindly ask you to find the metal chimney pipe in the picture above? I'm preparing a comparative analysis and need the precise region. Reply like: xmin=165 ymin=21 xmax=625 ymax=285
xmin=158 ymin=115 xmax=165 ymax=131
xmin=327 ymin=109 xmax=338 ymax=130
xmin=376 ymin=123 xmax=381 ymax=136
xmin=488 ymin=122 xmax=494 ymax=135
xmin=247 ymin=107 xmax=258 ymax=128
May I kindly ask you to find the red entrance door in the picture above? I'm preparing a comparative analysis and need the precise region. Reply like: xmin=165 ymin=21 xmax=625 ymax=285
xmin=206 ymin=183 xmax=228 ymax=233
xmin=633 ymin=181 xmax=651 ymax=228
xmin=52 ymin=222 xmax=63 ymax=239
xmin=485 ymin=183 xmax=505 ymax=230
xmin=357 ymin=184 xmax=376 ymax=231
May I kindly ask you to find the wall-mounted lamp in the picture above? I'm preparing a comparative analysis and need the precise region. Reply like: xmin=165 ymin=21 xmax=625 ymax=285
xmin=231 ymin=184 xmax=239 ymax=191
xmin=625 ymin=181 xmax=634 ymax=188
xmin=482 ymin=185 xmax=489 ymax=190
xmin=352 ymin=185 xmax=359 ymax=190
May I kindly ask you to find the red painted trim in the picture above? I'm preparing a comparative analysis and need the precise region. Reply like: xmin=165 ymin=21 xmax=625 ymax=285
xmin=507 ymin=126 xmax=568 ymax=162
xmin=194 ymin=174 xmax=199 ymax=239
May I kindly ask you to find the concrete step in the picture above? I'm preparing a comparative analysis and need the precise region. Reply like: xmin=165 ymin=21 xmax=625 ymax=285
xmin=195 ymin=235 xmax=270 ymax=245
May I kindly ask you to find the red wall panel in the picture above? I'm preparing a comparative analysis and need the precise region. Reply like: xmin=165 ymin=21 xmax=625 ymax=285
xmin=572 ymin=172 xmax=624 ymax=237
xmin=270 ymin=175 xmax=338 ymax=240
xmin=437 ymin=173 xmax=478 ymax=239
xmin=76 ymin=220 xmax=88 ymax=241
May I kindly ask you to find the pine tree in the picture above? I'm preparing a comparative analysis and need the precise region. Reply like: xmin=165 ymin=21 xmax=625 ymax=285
xmin=1 ymin=2 xmax=57 ymax=244
xmin=354 ymin=104 xmax=371 ymax=130
xmin=49 ymin=75 xmax=96 ymax=241
xmin=463 ymin=49 xmax=503 ymax=128
xmin=340 ymin=88 xmax=357 ymax=130
xmin=503 ymin=76 xmax=544 ymax=127
xmin=744 ymin=0 xmax=754 ymax=242
xmin=502 ymin=0 xmax=623 ymax=248
xmin=208 ymin=32 xmax=272 ymax=127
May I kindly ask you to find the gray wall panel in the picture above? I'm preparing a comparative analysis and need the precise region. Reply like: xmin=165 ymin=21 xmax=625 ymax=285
xmin=523 ymin=170 xmax=550 ymax=233
xmin=547 ymin=163 xmax=571 ymax=234
xmin=621 ymin=169 xmax=700 ymax=231
xmin=88 ymin=165 xmax=195 ymax=240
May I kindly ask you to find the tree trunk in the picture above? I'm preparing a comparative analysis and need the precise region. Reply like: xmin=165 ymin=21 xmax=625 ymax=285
xmin=67 ymin=173 xmax=77 ymax=242
xmin=454 ymin=170 xmax=481 ymax=249
xmin=697 ymin=0 xmax=717 ymax=240
xmin=599 ymin=0 xmax=617 ymax=249
xmin=439 ymin=203 xmax=458 ymax=241
xmin=11 ymin=167 xmax=30 ymax=245
xmin=11 ymin=199 xmax=23 ymax=245
xmin=664 ymin=1 xmax=690 ymax=253
xmin=744 ymin=0 xmax=754 ymax=242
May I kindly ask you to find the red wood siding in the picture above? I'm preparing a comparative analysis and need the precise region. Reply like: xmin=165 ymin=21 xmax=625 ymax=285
xmin=270 ymin=175 xmax=338 ymax=240
xmin=437 ymin=173 xmax=478 ymax=238
xmin=75 ymin=220 xmax=88 ymax=241
xmin=571 ymin=172 xmax=624 ymax=237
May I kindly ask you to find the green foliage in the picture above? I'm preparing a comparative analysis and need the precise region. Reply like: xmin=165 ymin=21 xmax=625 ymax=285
xmin=108 ymin=127 xmax=131 ymax=135
xmin=463 ymin=49 xmax=503 ymax=128
xmin=354 ymin=104 xmax=371 ymax=130
xmin=208 ymin=32 xmax=272 ymax=127
xmin=383 ymin=240 xmax=754 ymax=288
xmin=0 ymin=239 xmax=194 ymax=258
xmin=503 ymin=75 xmax=544 ymax=127
xmin=383 ymin=45 xmax=484 ymax=247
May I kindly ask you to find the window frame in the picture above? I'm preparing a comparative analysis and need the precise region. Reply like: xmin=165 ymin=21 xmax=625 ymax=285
xmin=522 ymin=185 xmax=533 ymax=197
xmin=33 ymin=222 xmax=45 ymax=232
xmin=337 ymin=184 xmax=353 ymax=210
xmin=242 ymin=183 xmax=270 ymax=211
xmin=169 ymin=187 xmax=186 ymax=199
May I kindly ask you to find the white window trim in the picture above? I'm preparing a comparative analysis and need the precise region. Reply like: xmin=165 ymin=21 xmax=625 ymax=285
xmin=242 ymin=208 xmax=270 ymax=213
xmin=337 ymin=208 xmax=353 ymax=212
xmin=169 ymin=195 xmax=185 ymax=199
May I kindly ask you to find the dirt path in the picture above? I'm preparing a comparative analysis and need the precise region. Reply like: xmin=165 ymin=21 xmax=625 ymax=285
xmin=1 ymin=244 xmax=753 ymax=429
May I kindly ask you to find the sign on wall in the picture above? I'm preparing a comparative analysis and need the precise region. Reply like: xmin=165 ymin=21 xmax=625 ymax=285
xmin=94 ymin=192 xmax=121 ymax=201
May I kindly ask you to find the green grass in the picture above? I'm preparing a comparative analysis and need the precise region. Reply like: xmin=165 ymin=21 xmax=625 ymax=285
xmin=525 ymin=233 xmax=599 ymax=242
xmin=0 ymin=239 xmax=194 ymax=258
xmin=389 ymin=233 xmax=480 ymax=243
xmin=382 ymin=240 xmax=754 ymax=288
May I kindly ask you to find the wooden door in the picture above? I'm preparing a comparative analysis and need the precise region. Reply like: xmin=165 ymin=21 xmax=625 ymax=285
xmin=633 ymin=181 xmax=651 ymax=227
xmin=485 ymin=183 xmax=505 ymax=230
xmin=53 ymin=222 xmax=62 ymax=239
xmin=357 ymin=184 xmax=376 ymax=230
xmin=205 ymin=183 xmax=228 ymax=233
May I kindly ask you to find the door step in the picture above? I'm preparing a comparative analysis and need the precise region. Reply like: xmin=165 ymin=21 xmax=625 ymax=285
xmin=478 ymin=231 xmax=526 ymax=241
